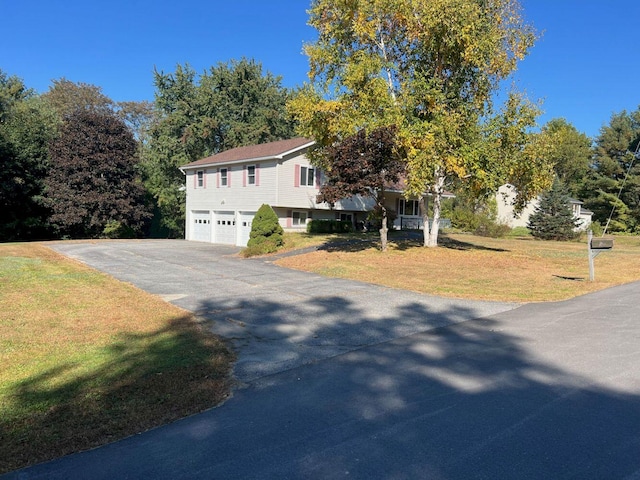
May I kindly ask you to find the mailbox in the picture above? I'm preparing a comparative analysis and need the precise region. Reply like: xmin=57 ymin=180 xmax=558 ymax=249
xmin=591 ymin=238 xmax=613 ymax=250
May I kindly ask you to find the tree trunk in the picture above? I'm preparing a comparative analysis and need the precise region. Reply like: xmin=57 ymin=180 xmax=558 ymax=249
xmin=428 ymin=191 xmax=441 ymax=247
xmin=380 ymin=209 xmax=388 ymax=252
xmin=379 ymin=188 xmax=388 ymax=252
xmin=419 ymin=196 xmax=430 ymax=247
xmin=427 ymin=170 xmax=446 ymax=248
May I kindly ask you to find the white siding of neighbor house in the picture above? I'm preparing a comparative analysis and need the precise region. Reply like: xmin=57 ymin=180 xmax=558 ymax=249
xmin=496 ymin=184 xmax=592 ymax=230
xmin=496 ymin=184 xmax=538 ymax=228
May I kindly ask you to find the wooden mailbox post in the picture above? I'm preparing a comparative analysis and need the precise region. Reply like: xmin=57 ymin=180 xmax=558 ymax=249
xmin=588 ymin=230 xmax=613 ymax=281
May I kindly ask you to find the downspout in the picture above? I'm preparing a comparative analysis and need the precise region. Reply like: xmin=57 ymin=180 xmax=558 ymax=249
xmin=179 ymin=167 xmax=188 ymax=239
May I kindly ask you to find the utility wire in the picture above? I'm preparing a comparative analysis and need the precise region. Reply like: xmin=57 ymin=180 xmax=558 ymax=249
xmin=603 ymin=141 xmax=640 ymax=235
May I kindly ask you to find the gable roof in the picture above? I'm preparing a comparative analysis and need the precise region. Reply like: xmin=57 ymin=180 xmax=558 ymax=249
xmin=181 ymin=137 xmax=315 ymax=169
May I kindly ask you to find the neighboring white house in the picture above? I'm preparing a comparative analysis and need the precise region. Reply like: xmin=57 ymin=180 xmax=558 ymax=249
xmin=496 ymin=184 xmax=593 ymax=231
xmin=180 ymin=137 xmax=442 ymax=246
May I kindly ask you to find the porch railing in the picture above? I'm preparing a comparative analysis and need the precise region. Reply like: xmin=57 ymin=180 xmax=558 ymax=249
xmin=398 ymin=216 xmax=451 ymax=230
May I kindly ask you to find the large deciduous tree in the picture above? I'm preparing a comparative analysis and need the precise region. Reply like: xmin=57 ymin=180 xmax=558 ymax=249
xmin=42 ymin=78 xmax=114 ymax=118
xmin=289 ymin=0 xmax=553 ymax=247
xmin=541 ymin=118 xmax=592 ymax=196
xmin=319 ymin=126 xmax=404 ymax=251
xmin=144 ymin=58 xmax=297 ymax=236
xmin=45 ymin=109 xmax=151 ymax=238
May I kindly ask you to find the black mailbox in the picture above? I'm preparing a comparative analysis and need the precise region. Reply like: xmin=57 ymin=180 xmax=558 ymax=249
xmin=591 ymin=238 xmax=613 ymax=250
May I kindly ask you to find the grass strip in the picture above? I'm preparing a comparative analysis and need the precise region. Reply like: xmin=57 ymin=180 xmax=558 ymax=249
xmin=0 ymin=243 xmax=234 ymax=474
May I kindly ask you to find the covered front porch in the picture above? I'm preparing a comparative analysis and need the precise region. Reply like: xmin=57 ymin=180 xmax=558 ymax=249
xmin=383 ymin=191 xmax=453 ymax=231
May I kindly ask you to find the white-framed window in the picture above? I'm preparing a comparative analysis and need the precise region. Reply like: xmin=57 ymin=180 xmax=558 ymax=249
xmin=196 ymin=170 xmax=204 ymax=188
xmin=300 ymin=166 xmax=315 ymax=187
xmin=292 ymin=211 xmax=308 ymax=226
xmin=399 ymin=199 xmax=420 ymax=216
xmin=340 ymin=213 xmax=352 ymax=223
xmin=247 ymin=165 xmax=256 ymax=185
xmin=220 ymin=168 xmax=228 ymax=187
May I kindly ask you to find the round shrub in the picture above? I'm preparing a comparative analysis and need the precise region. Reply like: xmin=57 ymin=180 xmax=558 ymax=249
xmin=245 ymin=204 xmax=283 ymax=255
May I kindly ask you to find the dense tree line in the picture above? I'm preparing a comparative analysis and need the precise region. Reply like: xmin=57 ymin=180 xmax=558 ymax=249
xmin=536 ymin=110 xmax=640 ymax=234
xmin=0 ymin=59 xmax=296 ymax=240
xmin=1 ymin=51 xmax=639 ymax=242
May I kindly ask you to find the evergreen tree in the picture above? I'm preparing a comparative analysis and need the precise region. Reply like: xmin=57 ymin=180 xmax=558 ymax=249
xmin=246 ymin=204 xmax=284 ymax=255
xmin=579 ymin=108 xmax=640 ymax=233
xmin=527 ymin=179 xmax=580 ymax=241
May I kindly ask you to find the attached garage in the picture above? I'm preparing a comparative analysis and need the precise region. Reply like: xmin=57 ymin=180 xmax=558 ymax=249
xmin=213 ymin=211 xmax=236 ymax=245
xmin=191 ymin=211 xmax=211 ymax=242
xmin=238 ymin=211 xmax=256 ymax=247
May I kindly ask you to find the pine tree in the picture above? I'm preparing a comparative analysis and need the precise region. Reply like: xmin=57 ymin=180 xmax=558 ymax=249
xmin=527 ymin=180 xmax=580 ymax=240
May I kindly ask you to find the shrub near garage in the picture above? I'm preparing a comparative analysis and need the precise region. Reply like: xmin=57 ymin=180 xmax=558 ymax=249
xmin=307 ymin=219 xmax=353 ymax=234
xmin=243 ymin=204 xmax=284 ymax=256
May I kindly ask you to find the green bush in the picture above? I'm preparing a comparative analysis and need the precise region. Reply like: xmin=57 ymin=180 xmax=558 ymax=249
xmin=448 ymin=207 xmax=509 ymax=238
xmin=474 ymin=217 xmax=511 ymax=238
xmin=509 ymin=226 xmax=532 ymax=237
xmin=102 ymin=220 xmax=135 ymax=239
xmin=307 ymin=219 xmax=353 ymax=234
xmin=242 ymin=237 xmax=282 ymax=257
xmin=449 ymin=207 xmax=481 ymax=232
xmin=589 ymin=220 xmax=604 ymax=236
xmin=244 ymin=204 xmax=283 ymax=256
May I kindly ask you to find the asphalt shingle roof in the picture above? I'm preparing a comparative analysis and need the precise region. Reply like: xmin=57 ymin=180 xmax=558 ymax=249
xmin=181 ymin=137 xmax=314 ymax=169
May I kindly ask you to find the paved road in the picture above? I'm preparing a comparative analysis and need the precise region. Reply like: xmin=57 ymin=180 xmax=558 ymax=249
xmin=5 ymin=240 xmax=640 ymax=479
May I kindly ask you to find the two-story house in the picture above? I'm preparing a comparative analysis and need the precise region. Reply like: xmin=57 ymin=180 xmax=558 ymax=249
xmin=179 ymin=137 xmax=375 ymax=246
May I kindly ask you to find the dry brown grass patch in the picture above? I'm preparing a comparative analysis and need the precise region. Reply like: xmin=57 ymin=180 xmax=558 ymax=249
xmin=0 ymin=243 xmax=234 ymax=474
xmin=276 ymin=234 xmax=640 ymax=302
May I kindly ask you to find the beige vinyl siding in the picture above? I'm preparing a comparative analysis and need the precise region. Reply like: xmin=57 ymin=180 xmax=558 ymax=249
xmin=276 ymin=152 xmax=326 ymax=209
xmin=185 ymin=161 xmax=278 ymax=213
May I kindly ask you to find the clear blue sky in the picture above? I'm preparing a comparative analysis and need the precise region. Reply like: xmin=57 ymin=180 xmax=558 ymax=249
xmin=2 ymin=0 xmax=638 ymax=139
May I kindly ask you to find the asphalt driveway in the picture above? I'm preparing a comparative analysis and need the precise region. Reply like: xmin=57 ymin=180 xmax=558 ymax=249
xmin=45 ymin=240 xmax=518 ymax=383
xmin=6 ymin=239 xmax=640 ymax=479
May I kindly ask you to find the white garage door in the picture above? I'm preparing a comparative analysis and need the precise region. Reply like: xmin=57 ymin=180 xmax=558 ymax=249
xmin=238 ymin=211 xmax=256 ymax=247
xmin=214 ymin=211 xmax=236 ymax=245
xmin=191 ymin=211 xmax=211 ymax=242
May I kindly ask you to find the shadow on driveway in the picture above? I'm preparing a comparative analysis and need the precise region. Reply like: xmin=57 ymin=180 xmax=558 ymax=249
xmin=8 ymin=281 xmax=640 ymax=479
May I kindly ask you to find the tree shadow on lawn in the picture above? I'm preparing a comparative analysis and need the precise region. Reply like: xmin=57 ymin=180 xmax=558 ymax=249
xmin=315 ymin=231 xmax=509 ymax=253
xmin=186 ymin=289 xmax=640 ymax=479
xmin=0 ymin=316 xmax=234 ymax=475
